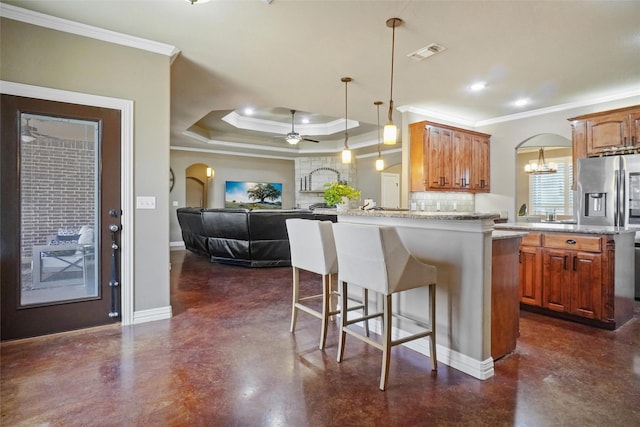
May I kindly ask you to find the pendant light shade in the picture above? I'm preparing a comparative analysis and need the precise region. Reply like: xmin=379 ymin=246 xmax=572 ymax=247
xmin=374 ymin=101 xmax=384 ymax=171
xmin=384 ymin=17 xmax=403 ymax=145
xmin=341 ymin=77 xmax=353 ymax=164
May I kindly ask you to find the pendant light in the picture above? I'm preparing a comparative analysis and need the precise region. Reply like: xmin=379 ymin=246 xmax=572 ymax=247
xmin=383 ymin=18 xmax=403 ymax=145
xmin=341 ymin=77 xmax=352 ymax=164
xmin=374 ymin=101 xmax=384 ymax=171
xmin=525 ymin=147 xmax=558 ymax=174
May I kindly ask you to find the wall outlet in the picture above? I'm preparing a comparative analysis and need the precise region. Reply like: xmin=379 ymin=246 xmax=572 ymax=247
xmin=172 ymin=201 xmax=179 ymax=207
xmin=136 ymin=196 xmax=156 ymax=209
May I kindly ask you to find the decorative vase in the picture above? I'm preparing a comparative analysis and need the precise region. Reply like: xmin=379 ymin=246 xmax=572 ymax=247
xmin=336 ymin=196 xmax=350 ymax=213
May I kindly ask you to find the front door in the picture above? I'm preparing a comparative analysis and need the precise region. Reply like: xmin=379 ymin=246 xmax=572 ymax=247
xmin=1 ymin=94 xmax=121 ymax=340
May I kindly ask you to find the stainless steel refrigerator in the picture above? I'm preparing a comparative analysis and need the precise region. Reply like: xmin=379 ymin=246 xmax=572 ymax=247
xmin=577 ymin=154 xmax=640 ymax=299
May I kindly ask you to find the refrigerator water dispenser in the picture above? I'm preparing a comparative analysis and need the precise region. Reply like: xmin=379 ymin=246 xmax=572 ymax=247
xmin=585 ymin=193 xmax=606 ymax=217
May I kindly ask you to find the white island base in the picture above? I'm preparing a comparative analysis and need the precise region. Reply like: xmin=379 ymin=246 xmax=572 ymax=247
xmin=338 ymin=210 xmax=500 ymax=380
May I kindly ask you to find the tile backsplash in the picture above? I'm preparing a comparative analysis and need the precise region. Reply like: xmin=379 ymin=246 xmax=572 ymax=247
xmin=409 ymin=192 xmax=475 ymax=212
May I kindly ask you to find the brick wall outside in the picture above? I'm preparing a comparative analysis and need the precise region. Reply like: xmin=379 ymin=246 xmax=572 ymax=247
xmin=20 ymin=137 xmax=96 ymax=260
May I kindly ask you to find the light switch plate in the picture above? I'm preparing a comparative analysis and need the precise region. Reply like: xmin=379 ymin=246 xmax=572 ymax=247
xmin=136 ymin=196 xmax=156 ymax=209
xmin=172 ymin=201 xmax=179 ymax=207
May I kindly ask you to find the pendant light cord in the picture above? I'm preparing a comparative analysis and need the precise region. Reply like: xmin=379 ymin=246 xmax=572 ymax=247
xmin=388 ymin=20 xmax=396 ymax=122
xmin=344 ymin=79 xmax=349 ymax=149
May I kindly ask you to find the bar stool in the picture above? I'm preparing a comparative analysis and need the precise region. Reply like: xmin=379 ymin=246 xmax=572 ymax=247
xmin=332 ymin=222 xmax=438 ymax=390
xmin=286 ymin=218 xmax=368 ymax=350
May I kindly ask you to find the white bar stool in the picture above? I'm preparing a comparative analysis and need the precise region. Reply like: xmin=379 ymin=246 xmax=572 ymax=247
xmin=332 ymin=222 xmax=438 ymax=390
xmin=286 ymin=219 xmax=368 ymax=350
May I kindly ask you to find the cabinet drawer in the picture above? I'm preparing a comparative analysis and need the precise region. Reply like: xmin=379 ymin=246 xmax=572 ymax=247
xmin=520 ymin=232 xmax=542 ymax=247
xmin=543 ymin=233 xmax=602 ymax=253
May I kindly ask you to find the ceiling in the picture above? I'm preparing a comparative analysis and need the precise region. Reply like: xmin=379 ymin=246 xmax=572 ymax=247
xmin=3 ymin=0 xmax=640 ymax=159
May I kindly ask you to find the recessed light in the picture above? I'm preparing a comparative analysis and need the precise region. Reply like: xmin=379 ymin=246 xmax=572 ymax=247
xmin=243 ymin=107 xmax=254 ymax=116
xmin=514 ymin=98 xmax=530 ymax=107
xmin=470 ymin=82 xmax=486 ymax=92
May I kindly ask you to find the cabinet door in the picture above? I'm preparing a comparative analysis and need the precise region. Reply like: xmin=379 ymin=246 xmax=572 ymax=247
xmin=427 ymin=126 xmax=453 ymax=189
xmin=452 ymin=131 xmax=472 ymax=190
xmin=542 ymin=249 xmax=571 ymax=312
xmin=629 ymin=109 xmax=640 ymax=147
xmin=471 ymin=135 xmax=490 ymax=192
xmin=519 ymin=246 xmax=542 ymax=306
xmin=570 ymin=251 xmax=602 ymax=319
xmin=409 ymin=122 xmax=427 ymax=191
xmin=586 ymin=111 xmax=629 ymax=154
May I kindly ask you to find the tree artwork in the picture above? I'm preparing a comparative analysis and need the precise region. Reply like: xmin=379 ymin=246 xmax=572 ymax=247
xmin=247 ymin=183 xmax=282 ymax=203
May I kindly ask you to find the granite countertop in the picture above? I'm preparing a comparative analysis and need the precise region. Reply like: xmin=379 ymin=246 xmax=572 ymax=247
xmin=495 ymin=222 xmax=637 ymax=235
xmin=492 ymin=230 xmax=529 ymax=240
xmin=340 ymin=209 xmax=500 ymax=221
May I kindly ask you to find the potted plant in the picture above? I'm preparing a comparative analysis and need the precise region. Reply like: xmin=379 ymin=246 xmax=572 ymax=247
xmin=323 ymin=181 xmax=361 ymax=211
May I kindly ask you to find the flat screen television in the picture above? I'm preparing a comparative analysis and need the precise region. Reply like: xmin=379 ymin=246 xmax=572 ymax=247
xmin=224 ymin=181 xmax=283 ymax=209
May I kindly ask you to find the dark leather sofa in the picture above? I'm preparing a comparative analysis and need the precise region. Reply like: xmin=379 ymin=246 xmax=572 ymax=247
xmin=177 ymin=208 xmax=337 ymax=267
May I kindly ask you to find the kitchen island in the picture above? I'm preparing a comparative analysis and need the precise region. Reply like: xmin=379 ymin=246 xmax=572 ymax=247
xmin=495 ymin=222 xmax=635 ymax=329
xmin=338 ymin=210 xmax=515 ymax=380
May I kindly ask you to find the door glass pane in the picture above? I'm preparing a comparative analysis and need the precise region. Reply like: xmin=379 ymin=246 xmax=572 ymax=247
xmin=20 ymin=113 xmax=99 ymax=306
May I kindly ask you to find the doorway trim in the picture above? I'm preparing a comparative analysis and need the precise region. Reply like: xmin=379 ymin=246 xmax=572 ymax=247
xmin=1 ymin=80 xmax=134 ymax=326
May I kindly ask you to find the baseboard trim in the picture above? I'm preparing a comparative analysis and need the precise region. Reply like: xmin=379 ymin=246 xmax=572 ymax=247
xmin=133 ymin=306 xmax=173 ymax=324
xmin=170 ymin=241 xmax=185 ymax=250
xmin=346 ymin=311 xmax=494 ymax=380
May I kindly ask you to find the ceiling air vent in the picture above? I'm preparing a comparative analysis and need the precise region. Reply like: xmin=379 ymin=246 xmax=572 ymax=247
xmin=407 ymin=43 xmax=447 ymax=61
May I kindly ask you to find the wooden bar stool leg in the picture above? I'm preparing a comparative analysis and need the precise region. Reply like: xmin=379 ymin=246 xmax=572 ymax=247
xmin=380 ymin=294 xmax=392 ymax=391
xmin=363 ymin=288 xmax=370 ymax=337
xmin=337 ymin=281 xmax=348 ymax=363
xmin=319 ymin=274 xmax=331 ymax=349
xmin=290 ymin=267 xmax=300 ymax=333
xmin=429 ymin=283 xmax=437 ymax=370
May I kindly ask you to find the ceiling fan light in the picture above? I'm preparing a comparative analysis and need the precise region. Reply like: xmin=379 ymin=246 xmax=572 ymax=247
xmin=375 ymin=158 xmax=385 ymax=171
xmin=341 ymin=148 xmax=352 ymax=164
xmin=286 ymin=135 xmax=301 ymax=145
xmin=383 ymin=123 xmax=397 ymax=145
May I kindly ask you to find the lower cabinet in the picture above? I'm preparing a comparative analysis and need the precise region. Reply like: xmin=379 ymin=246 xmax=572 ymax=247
xmin=517 ymin=232 xmax=611 ymax=326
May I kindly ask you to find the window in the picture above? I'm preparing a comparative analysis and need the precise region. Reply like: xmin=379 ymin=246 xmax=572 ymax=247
xmin=529 ymin=156 xmax=573 ymax=215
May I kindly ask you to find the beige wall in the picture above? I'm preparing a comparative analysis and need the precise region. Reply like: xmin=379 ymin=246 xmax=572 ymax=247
xmin=170 ymin=150 xmax=295 ymax=243
xmin=1 ymin=18 xmax=172 ymax=312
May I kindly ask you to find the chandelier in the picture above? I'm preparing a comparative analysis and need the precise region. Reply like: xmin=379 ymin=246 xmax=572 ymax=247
xmin=525 ymin=148 xmax=557 ymax=174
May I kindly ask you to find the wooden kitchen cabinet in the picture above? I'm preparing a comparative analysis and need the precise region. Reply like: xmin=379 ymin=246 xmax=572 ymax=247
xmin=518 ymin=232 xmax=543 ymax=306
xmin=570 ymin=119 xmax=587 ymax=190
xmin=569 ymin=105 xmax=640 ymax=158
xmin=471 ymin=134 xmax=490 ymax=192
xmin=426 ymin=125 xmax=453 ymax=189
xmin=409 ymin=121 xmax=490 ymax=193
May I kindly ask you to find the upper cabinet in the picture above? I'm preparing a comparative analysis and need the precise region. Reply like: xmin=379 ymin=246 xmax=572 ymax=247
xmin=569 ymin=105 xmax=640 ymax=158
xmin=569 ymin=105 xmax=640 ymax=189
xmin=410 ymin=121 xmax=490 ymax=193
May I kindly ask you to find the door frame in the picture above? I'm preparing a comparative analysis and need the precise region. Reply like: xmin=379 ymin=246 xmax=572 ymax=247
xmin=1 ymin=80 xmax=134 ymax=326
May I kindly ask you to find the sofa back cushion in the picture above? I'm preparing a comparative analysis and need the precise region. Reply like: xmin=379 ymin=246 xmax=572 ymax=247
xmin=176 ymin=208 xmax=208 ymax=256
xmin=247 ymin=210 xmax=314 ymax=267
xmin=202 ymin=209 xmax=250 ymax=264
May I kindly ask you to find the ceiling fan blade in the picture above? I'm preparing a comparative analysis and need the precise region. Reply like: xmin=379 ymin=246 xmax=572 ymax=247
xmin=302 ymin=137 xmax=320 ymax=143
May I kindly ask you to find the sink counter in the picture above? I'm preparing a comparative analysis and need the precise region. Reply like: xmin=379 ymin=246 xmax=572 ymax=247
xmin=495 ymin=221 xmax=637 ymax=235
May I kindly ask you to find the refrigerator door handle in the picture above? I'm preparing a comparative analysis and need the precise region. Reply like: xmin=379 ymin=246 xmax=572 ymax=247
xmin=615 ymin=169 xmax=625 ymax=227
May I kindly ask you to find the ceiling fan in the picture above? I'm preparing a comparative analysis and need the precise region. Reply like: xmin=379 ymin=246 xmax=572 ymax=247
xmin=285 ymin=110 xmax=319 ymax=144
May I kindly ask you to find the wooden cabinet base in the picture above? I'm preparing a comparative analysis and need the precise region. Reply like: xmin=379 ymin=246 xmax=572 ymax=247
xmin=491 ymin=238 xmax=521 ymax=360
xmin=520 ymin=303 xmax=616 ymax=330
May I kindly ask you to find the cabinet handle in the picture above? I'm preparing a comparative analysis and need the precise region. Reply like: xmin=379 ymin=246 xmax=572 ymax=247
xmin=573 ymin=256 xmax=577 ymax=271
xmin=564 ymin=255 xmax=568 ymax=270
xmin=566 ymin=239 xmax=576 ymax=245
xmin=518 ymin=250 xmax=522 ymax=264
xmin=624 ymin=137 xmax=628 ymax=146
xmin=480 ymin=179 xmax=485 ymax=188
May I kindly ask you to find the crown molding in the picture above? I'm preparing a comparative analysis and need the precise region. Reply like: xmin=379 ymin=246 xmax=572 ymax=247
xmin=0 ymin=3 xmax=180 ymax=59
xmin=400 ymin=87 xmax=640 ymax=129
xmin=221 ymin=111 xmax=359 ymax=136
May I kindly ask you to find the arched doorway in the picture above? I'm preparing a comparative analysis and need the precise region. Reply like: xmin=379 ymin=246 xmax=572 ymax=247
xmin=185 ymin=163 xmax=213 ymax=208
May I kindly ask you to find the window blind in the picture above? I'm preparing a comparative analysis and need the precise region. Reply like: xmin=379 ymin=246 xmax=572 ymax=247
xmin=530 ymin=158 xmax=573 ymax=215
